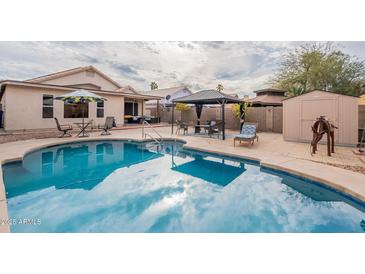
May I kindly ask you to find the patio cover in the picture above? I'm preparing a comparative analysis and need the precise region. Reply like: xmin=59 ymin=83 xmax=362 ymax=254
xmin=172 ymin=89 xmax=242 ymax=140
xmin=172 ymin=89 xmax=242 ymax=104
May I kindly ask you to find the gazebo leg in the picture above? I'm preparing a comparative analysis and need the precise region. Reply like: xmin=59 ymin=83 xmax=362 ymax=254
xmin=171 ymin=104 xmax=175 ymax=135
xmin=221 ymin=100 xmax=225 ymax=140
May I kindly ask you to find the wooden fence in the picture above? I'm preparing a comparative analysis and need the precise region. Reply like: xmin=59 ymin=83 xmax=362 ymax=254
xmin=150 ymin=105 xmax=363 ymax=137
xmin=359 ymin=105 xmax=365 ymax=128
xmin=246 ymin=106 xmax=283 ymax=133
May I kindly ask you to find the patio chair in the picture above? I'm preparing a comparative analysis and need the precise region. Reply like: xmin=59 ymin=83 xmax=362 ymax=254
xmin=233 ymin=124 xmax=259 ymax=146
xmin=208 ymin=121 xmax=222 ymax=138
xmin=88 ymin=119 xmax=96 ymax=131
xmin=203 ymin=120 xmax=213 ymax=134
xmin=176 ymin=120 xmax=188 ymax=135
xmin=99 ymin=116 xmax=114 ymax=135
xmin=54 ymin=118 xmax=73 ymax=138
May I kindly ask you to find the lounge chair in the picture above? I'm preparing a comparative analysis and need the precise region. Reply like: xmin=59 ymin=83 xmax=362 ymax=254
xmin=233 ymin=124 xmax=259 ymax=146
xmin=54 ymin=118 xmax=73 ymax=137
xmin=99 ymin=116 xmax=114 ymax=135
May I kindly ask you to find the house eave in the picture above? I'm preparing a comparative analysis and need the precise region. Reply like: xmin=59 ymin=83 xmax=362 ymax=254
xmin=0 ymin=80 xmax=163 ymax=100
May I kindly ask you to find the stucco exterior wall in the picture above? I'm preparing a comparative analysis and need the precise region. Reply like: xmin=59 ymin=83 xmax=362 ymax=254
xmin=283 ymin=90 xmax=358 ymax=146
xmin=3 ymin=85 xmax=125 ymax=131
xmin=39 ymin=70 xmax=119 ymax=91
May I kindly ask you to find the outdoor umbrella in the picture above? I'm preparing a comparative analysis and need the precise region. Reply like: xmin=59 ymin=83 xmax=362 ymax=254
xmin=55 ymin=89 xmax=107 ymax=137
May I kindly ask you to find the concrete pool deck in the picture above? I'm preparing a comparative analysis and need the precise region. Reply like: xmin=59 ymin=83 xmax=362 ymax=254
xmin=1 ymin=126 xmax=365 ymax=232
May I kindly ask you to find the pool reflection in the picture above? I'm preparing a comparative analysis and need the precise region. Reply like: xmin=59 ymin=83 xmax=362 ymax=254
xmin=3 ymin=141 xmax=163 ymax=198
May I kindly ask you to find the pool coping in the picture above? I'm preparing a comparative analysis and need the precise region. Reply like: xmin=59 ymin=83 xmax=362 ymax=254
xmin=1 ymin=136 xmax=365 ymax=233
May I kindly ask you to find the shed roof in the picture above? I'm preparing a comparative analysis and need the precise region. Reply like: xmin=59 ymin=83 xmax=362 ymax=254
xmin=172 ymin=89 xmax=242 ymax=104
xmin=282 ymin=89 xmax=359 ymax=101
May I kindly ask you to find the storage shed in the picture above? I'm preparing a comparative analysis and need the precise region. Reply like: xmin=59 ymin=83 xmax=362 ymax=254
xmin=283 ymin=90 xmax=358 ymax=146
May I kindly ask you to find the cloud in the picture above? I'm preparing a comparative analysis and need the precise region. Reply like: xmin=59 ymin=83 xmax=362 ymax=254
xmin=0 ymin=41 xmax=364 ymax=96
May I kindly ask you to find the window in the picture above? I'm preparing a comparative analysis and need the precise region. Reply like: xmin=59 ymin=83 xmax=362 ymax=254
xmin=42 ymin=94 xmax=54 ymax=118
xmin=97 ymin=101 xmax=104 ymax=118
xmin=64 ymin=102 xmax=89 ymax=118
xmin=125 ymin=102 xmax=138 ymax=116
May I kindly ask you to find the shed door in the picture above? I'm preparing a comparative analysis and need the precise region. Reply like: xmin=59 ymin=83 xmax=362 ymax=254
xmin=300 ymin=98 xmax=338 ymax=141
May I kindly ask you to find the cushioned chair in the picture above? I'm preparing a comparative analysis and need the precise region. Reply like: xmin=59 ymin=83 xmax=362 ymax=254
xmin=233 ymin=124 xmax=258 ymax=146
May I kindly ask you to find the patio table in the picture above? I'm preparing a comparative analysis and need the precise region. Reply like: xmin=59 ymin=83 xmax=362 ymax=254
xmin=194 ymin=124 xmax=210 ymax=134
xmin=74 ymin=122 xmax=91 ymax=137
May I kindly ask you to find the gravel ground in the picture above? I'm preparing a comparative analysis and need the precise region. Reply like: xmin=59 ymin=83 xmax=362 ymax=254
xmin=310 ymin=160 xmax=365 ymax=175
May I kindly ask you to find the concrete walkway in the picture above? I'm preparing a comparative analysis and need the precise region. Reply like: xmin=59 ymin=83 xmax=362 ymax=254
xmin=1 ymin=126 xmax=365 ymax=232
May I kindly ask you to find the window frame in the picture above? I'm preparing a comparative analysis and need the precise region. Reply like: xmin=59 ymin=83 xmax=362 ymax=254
xmin=96 ymin=101 xmax=104 ymax=118
xmin=125 ymin=102 xmax=138 ymax=116
xmin=63 ymin=102 xmax=89 ymax=118
xmin=42 ymin=94 xmax=54 ymax=119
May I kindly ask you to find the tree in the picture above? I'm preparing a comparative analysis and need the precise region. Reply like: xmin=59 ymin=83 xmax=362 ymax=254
xmin=286 ymin=86 xmax=305 ymax=97
xmin=216 ymin=83 xmax=224 ymax=92
xmin=150 ymin=81 xmax=158 ymax=90
xmin=231 ymin=102 xmax=251 ymax=121
xmin=272 ymin=42 xmax=365 ymax=96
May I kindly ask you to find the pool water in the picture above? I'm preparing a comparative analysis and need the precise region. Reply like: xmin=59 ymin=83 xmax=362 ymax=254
xmin=2 ymin=140 xmax=365 ymax=232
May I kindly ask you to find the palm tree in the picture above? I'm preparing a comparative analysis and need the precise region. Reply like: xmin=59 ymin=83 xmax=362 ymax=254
xmin=150 ymin=81 xmax=158 ymax=90
xmin=216 ymin=84 xmax=224 ymax=92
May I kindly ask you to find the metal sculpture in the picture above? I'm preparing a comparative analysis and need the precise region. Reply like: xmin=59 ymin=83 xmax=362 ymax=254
xmin=310 ymin=116 xmax=338 ymax=156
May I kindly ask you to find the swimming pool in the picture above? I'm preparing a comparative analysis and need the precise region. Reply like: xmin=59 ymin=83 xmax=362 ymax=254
xmin=2 ymin=140 xmax=365 ymax=232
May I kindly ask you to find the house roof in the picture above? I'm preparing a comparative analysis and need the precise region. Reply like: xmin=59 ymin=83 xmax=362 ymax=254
xmin=143 ymin=86 xmax=192 ymax=98
xmin=227 ymin=93 xmax=240 ymax=98
xmin=0 ymin=66 xmax=163 ymax=101
xmin=253 ymin=88 xmax=285 ymax=94
xmin=172 ymin=89 xmax=242 ymax=104
xmin=282 ymin=89 xmax=359 ymax=101
xmin=0 ymin=80 xmax=163 ymax=100
xmin=26 ymin=65 xmax=122 ymax=89
xmin=249 ymin=94 xmax=285 ymax=106
xmin=115 ymin=85 xmax=139 ymax=94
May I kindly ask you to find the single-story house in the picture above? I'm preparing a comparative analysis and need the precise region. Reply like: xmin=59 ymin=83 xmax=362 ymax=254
xmin=283 ymin=90 xmax=358 ymax=146
xmin=144 ymin=85 xmax=192 ymax=108
xmin=143 ymin=86 xmax=192 ymax=118
xmin=249 ymin=88 xmax=286 ymax=107
xmin=0 ymin=66 xmax=162 ymax=131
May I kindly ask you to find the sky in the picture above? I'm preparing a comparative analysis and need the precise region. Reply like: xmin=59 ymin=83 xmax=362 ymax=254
xmin=1 ymin=41 xmax=365 ymax=97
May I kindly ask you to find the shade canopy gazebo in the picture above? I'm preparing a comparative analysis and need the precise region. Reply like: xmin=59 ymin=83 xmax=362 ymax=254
xmin=172 ymin=89 xmax=242 ymax=140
